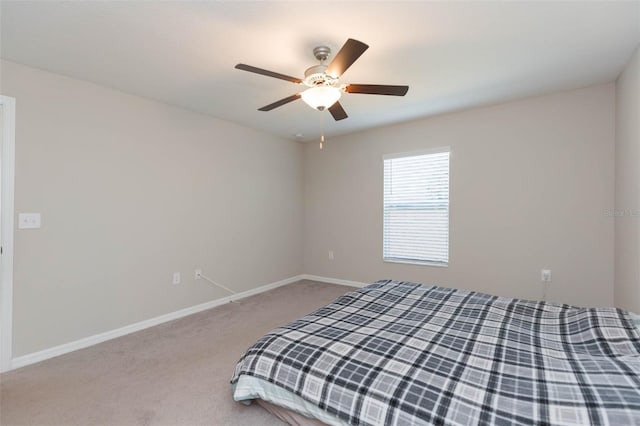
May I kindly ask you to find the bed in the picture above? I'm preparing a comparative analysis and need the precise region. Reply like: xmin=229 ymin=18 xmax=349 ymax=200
xmin=231 ymin=280 xmax=640 ymax=425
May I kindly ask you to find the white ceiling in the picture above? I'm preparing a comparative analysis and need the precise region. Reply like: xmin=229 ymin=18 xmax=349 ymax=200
xmin=1 ymin=1 xmax=639 ymax=142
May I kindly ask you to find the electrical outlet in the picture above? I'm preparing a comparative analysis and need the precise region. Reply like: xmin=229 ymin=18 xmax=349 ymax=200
xmin=173 ymin=272 xmax=181 ymax=285
xmin=328 ymin=250 xmax=334 ymax=260
xmin=195 ymin=269 xmax=202 ymax=280
xmin=541 ymin=269 xmax=552 ymax=283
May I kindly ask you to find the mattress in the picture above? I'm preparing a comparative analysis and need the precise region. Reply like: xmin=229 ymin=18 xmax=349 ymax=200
xmin=232 ymin=280 xmax=640 ymax=425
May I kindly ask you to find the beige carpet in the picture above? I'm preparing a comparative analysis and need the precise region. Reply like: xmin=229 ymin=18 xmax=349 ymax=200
xmin=0 ymin=280 xmax=354 ymax=426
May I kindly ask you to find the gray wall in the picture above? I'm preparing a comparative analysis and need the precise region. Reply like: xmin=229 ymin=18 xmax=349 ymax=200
xmin=304 ymin=84 xmax=616 ymax=307
xmin=1 ymin=58 xmax=626 ymax=358
xmin=615 ymin=46 xmax=640 ymax=312
xmin=1 ymin=60 xmax=304 ymax=356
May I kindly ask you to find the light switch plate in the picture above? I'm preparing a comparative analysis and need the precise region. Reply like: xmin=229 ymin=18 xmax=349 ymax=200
xmin=18 ymin=213 xmax=41 ymax=229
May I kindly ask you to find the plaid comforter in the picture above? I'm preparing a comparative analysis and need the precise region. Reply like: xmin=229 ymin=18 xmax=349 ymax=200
xmin=231 ymin=280 xmax=640 ymax=425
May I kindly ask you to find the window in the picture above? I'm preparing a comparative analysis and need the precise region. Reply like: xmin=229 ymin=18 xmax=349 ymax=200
xmin=383 ymin=149 xmax=450 ymax=266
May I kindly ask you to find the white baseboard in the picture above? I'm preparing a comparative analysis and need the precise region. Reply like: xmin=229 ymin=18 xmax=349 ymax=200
xmin=301 ymin=274 xmax=369 ymax=288
xmin=9 ymin=274 xmax=305 ymax=371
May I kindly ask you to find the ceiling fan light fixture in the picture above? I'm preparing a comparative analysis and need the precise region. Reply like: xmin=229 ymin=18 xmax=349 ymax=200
xmin=301 ymin=86 xmax=341 ymax=111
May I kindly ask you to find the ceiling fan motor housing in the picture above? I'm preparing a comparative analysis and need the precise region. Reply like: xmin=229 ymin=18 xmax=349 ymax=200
xmin=303 ymin=45 xmax=339 ymax=88
xmin=304 ymin=64 xmax=337 ymax=87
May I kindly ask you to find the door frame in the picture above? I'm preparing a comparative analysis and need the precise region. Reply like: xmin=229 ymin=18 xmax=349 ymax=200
xmin=1 ymin=96 xmax=16 ymax=372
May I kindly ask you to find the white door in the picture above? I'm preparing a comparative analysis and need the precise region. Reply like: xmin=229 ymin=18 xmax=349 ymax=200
xmin=0 ymin=103 xmax=5 ymax=371
xmin=0 ymin=96 xmax=16 ymax=372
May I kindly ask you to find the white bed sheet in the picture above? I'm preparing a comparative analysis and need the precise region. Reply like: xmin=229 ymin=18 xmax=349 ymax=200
xmin=233 ymin=375 xmax=348 ymax=426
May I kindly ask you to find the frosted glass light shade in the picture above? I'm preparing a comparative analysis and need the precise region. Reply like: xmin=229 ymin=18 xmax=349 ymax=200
xmin=301 ymin=86 xmax=341 ymax=110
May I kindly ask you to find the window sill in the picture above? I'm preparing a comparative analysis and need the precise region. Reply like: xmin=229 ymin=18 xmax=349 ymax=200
xmin=383 ymin=258 xmax=448 ymax=268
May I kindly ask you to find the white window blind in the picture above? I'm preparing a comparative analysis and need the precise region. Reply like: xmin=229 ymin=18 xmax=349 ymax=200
xmin=383 ymin=150 xmax=449 ymax=266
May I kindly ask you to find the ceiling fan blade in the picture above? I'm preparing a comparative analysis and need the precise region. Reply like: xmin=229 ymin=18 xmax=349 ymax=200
xmin=326 ymin=39 xmax=369 ymax=78
xmin=345 ymin=84 xmax=409 ymax=96
xmin=235 ymin=64 xmax=302 ymax=84
xmin=258 ymin=93 xmax=301 ymax=111
xmin=328 ymin=102 xmax=348 ymax=121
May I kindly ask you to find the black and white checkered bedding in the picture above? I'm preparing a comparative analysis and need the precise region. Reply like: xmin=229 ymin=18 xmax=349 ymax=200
xmin=231 ymin=280 xmax=640 ymax=425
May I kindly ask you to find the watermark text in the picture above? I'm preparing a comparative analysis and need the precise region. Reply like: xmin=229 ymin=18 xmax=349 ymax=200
xmin=604 ymin=208 xmax=640 ymax=217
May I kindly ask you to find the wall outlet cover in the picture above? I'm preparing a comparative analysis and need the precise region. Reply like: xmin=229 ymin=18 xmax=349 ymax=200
xmin=541 ymin=269 xmax=552 ymax=282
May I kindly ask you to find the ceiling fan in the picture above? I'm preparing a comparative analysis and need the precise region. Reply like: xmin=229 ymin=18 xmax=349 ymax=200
xmin=235 ymin=38 xmax=409 ymax=121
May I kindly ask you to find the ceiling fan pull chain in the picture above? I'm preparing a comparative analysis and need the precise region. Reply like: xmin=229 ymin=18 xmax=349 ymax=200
xmin=320 ymin=112 xmax=326 ymax=150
